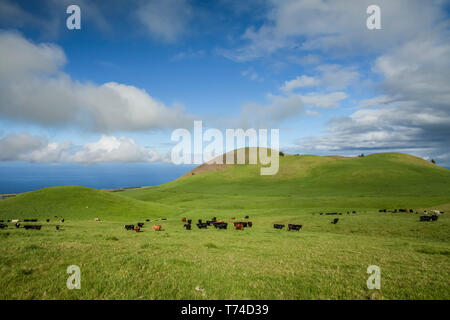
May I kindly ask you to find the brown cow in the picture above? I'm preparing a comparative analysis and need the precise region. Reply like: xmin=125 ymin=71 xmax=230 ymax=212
xmin=234 ymin=223 xmax=244 ymax=230
xmin=181 ymin=217 xmax=187 ymax=222
xmin=134 ymin=226 xmax=141 ymax=232
xmin=152 ymin=225 xmax=163 ymax=231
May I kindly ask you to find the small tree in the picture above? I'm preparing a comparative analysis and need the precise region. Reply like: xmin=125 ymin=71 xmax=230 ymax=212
xmin=431 ymin=159 xmax=436 ymax=164
xmin=279 ymin=151 xmax=285 ymax=157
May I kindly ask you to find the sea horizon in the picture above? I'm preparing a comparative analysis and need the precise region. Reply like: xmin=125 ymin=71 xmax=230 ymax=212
xmin=0 ymin=162 xmax=196 ymax=194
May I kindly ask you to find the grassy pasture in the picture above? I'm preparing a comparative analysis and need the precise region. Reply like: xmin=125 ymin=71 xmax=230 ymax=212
xmin=0 ymin=153 xmax=449 ymax=299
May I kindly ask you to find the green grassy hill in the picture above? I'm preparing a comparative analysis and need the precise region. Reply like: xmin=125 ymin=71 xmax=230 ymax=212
xmin=0 ymin=186 xmax=173 ymax=221
xmin=1 ymin=152 xmax=449 ymax=300
xmin=122 ymin=152 xmax=450 ymax=210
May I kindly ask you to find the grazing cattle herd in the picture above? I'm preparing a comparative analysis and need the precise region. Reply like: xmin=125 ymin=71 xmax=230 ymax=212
xmin=0 ymin=208 xmax=445 ymax=235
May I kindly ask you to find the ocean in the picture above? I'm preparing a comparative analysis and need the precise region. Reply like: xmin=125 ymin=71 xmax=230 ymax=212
xmin=0 ymin=162 xmax=196 ymax=194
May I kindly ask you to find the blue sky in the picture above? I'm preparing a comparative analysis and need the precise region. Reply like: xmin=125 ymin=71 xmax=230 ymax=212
xmin=0 ymin=0 xmax=449 ymax=168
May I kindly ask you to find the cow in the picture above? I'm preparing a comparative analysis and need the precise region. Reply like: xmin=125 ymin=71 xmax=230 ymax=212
xmin=244 ymin=216 xmax=249 ymax=219
xmin=231 ymin=217 xmax=235 ymax=220
xmin=196 ymin=223 xmax=208 ymax=229
xmin=247 ymin=221 xmax=253 ymax=227
xmin=124 ymin=224 xmax=134 ymax=230
xmin=0 ymin=223 xmax=7 ymax=229
xmin=288 ymin=224 xmax=302 ymax=231
xmin=431 ymin=215 xmax=439 ymax=222
xmin=15 ymin=222 xmax=20 ymax=228
xmin=409 ymin=209 xmax=414 ymax=213
xmin=352 ymin=211 xmax=356 ymax=214
xmin=137 ymin=222 xmax=144 ymax=227
xmin=46 ymin=219 xmax=50 ymax=222
xmin=24 ymin=225 xmax=41 ymax=230
xmin=152 ymin=225 xmax=163 ymax=231
xmin=331 ymin=218 xmax=339 ymax=224
xmin=146 ymin=219 xmax=150 ymax=222
xmin=206 ymin=220 xmax=213 ymax=226
xmin=161 ymin=218 xmax=167 ymax=221
xmin=198 ymin=219 xmax=203 ymax=224
xmin=420 ymin=216 xmax=432 ymax=222
xmin=134 ymin=226 xmax=141 ymax=232
xmin=184 ymin=224 xmax=192 ymax=230
xmin=212 ymin=217 xmax=217 ymax=222
xmin=234 ymin=222 xmax=247 ymax=228
xmin=60 ymin=219 xmax=65 ymax=223
xmin=274 ymin=224 xmax=285 ymax=229
xmin=94 ymin=218 xmax=100 ymax=222
xmin=0 ymin=220 xmax=3 ymax=223
xmin=56 ymin=225 xmax=60 ymax=230
xmin=214 ymin=222 xmax=227 ymax=229
xmin=234 ymin=223 xmax=244 ymax=230
xmin=181 ymin=217 xmax=187 ymax=222
xmin=11 ymin=219 xmax=19 ymax=223
xmin=187 ymin=219 xmax=192 ymax=224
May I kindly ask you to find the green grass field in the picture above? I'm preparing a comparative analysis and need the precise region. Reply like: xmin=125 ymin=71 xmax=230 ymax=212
xmin=0 ymin=152 xmax=449 ymax=299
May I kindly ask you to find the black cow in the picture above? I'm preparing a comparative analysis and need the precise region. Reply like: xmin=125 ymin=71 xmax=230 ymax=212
xmin=146 ymin=219 xmax=150 ymax=222
xmin=56 ymin=225 xmax=60 ymax=230
xmin=288 ymin=224 xmax=302 ymax=231
xmin=409 ymin=209 xmax=414 ymax=213
xmin=198 ymin=219 xmax=203 ymax=224
xmin=0 ymin=220 xmax=3 ymax=222
xmin=431 ymin=215 xmax=439 ymax=222
xmin=197 ymin=223 xmax=208 ymax=229
xmin=161 ymin=218 xmax=167 ymax=221
xmin=206 ymin=220 xmax=213 ymax=226
xmin=187 ymin=219 xmax=192 ymax=224
xmin=352 ymin=211 xmax=356 ymax=214
xmin=331 ymin=218 xmax=339 ymax=224
xmin=214 ymin=222 xmax=227 ymax=229
xmin=60 ymin=219 xmax=65 ymax=223
xmin=212 ymin=217 xmax=217 ymax=222
xmin=274 ymin=224 xmax=285 ymax=229
xmin=184 ymin=224 xmax=192 ymax=230
xmin=0 ymin=223 xmax=7 ymax=229
xmin=420 ymin=216 xmax=432 ymax=222
xmin=46 ymin=219 xmax=50 ymax=222
xmin=124 ymin=224 xmax=135 ymax=230
xmin=24 ymin=225 xmax=41 ymax=230
xmin=245 ymin=215 xmax=249 ymax=219
xmin=137 ymin=222 xmax=144 ymax=227
xmin=15 ymin=222 xmax=20 ymax=228
xmin=247 ymin=221 xmax=253 ymax=227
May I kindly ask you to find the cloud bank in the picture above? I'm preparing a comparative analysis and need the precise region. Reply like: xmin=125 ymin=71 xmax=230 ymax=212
xmin=0 ymin=31 xmax=193 ymax=133
xmin=0 ymin=133 xmax=164 ymax=164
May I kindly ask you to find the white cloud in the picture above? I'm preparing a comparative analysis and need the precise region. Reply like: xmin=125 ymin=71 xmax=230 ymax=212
xmin=281 ymin=64 xmax=359 ymax=92
xmin=281 ymin=75 xmax=318 ymax=92
xmin=136 ymin=0 xmax=193 ymax=42
xmin=0 ymin=31 xmax=192 ymax=132
xmin=0 ymin=133 xmax=164 ymax=164
xmin=296 ymin=28 xmax=450 ymax=166
xmin=0 ymin=132 xmax=45 ymax=161
xmin=220 ymin=0 xmax=447 ymax=61
xmin=300 ymin=92 xmax=347 ymax=109
xmin=241 ymin=68 xmax=264 ymax=82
